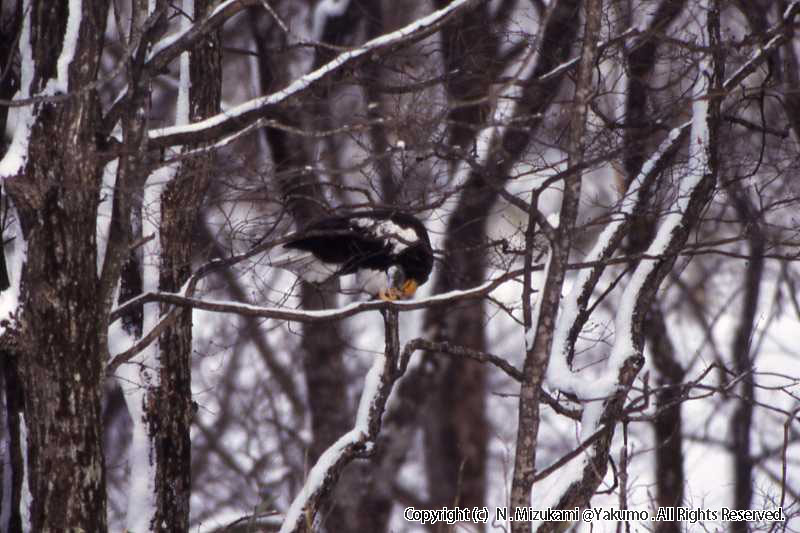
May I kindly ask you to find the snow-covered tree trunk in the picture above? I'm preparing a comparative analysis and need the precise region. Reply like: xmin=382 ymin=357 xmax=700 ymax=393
xmin=1 ymin=1 xmax=110 ymax=530
xmin=523 ymin=3 xmax=724 ymax=530
xmin=149 ymin=0 xmax=220 ymax=528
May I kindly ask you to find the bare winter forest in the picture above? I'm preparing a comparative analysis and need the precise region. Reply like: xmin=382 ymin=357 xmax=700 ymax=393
xmin=1 ymin=0 xmax=800 ymax=532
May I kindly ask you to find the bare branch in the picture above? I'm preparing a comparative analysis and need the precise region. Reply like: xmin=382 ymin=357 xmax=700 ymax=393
xmin=110 ymin=273 xmax=520 ymax=325
xmin=145 ymin=0 xmax=482 ymax=149
xmin=278 ymin=310 xmax=401 ymax=533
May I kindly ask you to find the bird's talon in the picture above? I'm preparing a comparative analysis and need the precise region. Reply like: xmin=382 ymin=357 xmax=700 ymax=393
xmin=379 ymin=287 xmax=402 ymax=301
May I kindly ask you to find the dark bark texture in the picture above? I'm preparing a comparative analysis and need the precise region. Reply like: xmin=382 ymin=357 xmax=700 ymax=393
xmin=4 ymin=1 xmax=111 ymax=530
xmin=1 ymin=341 xmax=24 ymax=533
xmin=728 ymin=183 xmax=764 ymax=532
xmin=149 ymin=1 xmax=221 ymax=530
xmin=645 ymin=307 xmax=685 ymax=533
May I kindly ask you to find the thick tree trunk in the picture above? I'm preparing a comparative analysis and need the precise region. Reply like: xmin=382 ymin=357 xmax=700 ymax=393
xmin=423 ymin=188 xmax=489 ymax=521
xmin=728 ymin=185 xmax=764 ymax=532
xmin=3 ymin=1 xmax=110 ymax=530
xmin=11 ymin=91 xmax=109 ymax=532
xmin=149 ymin=1 xmax=221 ymax=529
xmin=645 ymin=308 xmax=685 ymax=533
xmin=435 ymin=0 xmax=500 ymax=154
xmin=419 ymin=4 xmax=503 ymax=520
xmin=622 ymin=0 xmax=687 ymax=181
xmin=508 ymin=2 xmax=587 ymax=530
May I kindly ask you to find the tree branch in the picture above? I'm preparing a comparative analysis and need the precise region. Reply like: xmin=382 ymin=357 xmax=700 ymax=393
xmin=277 ymin=309 xmax=401 ymax=533
xmin=144 ymin=0 xmax=481 ymax=149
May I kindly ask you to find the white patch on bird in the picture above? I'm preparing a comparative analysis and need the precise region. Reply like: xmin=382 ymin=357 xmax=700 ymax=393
xmin=357 ymin=268 xmax=390 ymax=297
xmin=269 ymin=250 xmax=338 ymax=283
xmin=352 ymin=219 xmax=419 ymax=252
xmin=386 ymin=265 xmax=404 ymax=287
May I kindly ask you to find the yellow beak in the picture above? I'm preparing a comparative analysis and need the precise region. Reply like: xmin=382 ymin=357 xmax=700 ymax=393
xmin=400 ymin=279 xmax=419 ymax=299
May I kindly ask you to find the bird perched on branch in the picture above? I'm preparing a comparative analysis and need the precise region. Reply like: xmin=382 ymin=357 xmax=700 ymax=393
xmin=271 ymin=210 xmax=433 ymax=301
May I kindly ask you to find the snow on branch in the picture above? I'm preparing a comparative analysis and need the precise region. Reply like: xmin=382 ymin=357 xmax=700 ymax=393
xmin=109 ymin=274 xmax=513 ymax=326
xmin=607 ymin=5 xmax=719 ymax=376
xmin=0 ymin=1 xmax=35 ymax=179
xmin=146 ymin=0 xmax=481 ymax=148
xmin=104 ymin=225 xmax=523 ymax=372
xmin=544 ymin=0 xmax=800 ymax=400
xmin=51 ymin=0 xmax=83 ymax=93
xmin=723 ymin=1 xmax=800 ymax=90
xmin=102 ymin=0 xmax=259 ymax=132
xmin=147 ymin=0 xmax=254 ymax=71
xmin=278 ymin=310 xmax=401 ymax=533
xmin=536 ymin=26 xmax=639 ymax=85
xmin=536 ymin=0 xmax=726 ymax=515
xmin=546 ymin=124 xmax=686 ymax=396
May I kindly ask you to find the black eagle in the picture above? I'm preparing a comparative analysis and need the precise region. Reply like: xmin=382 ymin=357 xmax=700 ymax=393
xmin=271 ymin=211 xmax=433 ymax=300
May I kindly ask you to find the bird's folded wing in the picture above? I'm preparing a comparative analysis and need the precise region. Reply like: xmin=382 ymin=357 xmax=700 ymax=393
xmin=268 ymin=249 xmax=338 ymax=283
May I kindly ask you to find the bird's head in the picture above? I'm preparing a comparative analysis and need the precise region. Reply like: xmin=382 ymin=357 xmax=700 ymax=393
xmin=381 ymin=267 xmax=422 ymax=301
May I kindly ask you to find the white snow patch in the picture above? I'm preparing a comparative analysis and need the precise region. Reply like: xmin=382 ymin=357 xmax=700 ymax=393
xmin=279 ymin=350 xmax=387 ymax=533
xmin=311 ymin=0 xmax=350 ymax=41
xmin=0 ymin=214 xmax=25 ymax=321
xmin=117 ymin=163 xmax=166 ymax=529
xmin=51 ymin=0 xmax=83 ymax=93
xmin=355 ymin=352 xmax=386 ymax=430
xmin=524 ymin=328 xmax=535 ymax=352
xmin=175 ymin=0 xmax=193 ymax=127
xmin=96 ymin=158 xmax=118 ymax=275
xmin=0 ymin=1 xmax=35 ymax=178
xmin=18 ymin=415 xmax=32 ymax=531
xmin=352 ymin=218 xmax=419 ymax=252
xmin=119 ymin=363 xmax=157 ymax=532
xmin=524 ymin=248 xmax=551 ymax=353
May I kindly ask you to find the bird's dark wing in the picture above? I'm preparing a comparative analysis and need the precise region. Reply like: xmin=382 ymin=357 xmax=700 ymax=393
xmin=283 ymin=215 xmax=395 ymax=275
xmin=279 ymin=211 xmax=433 ymax=299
